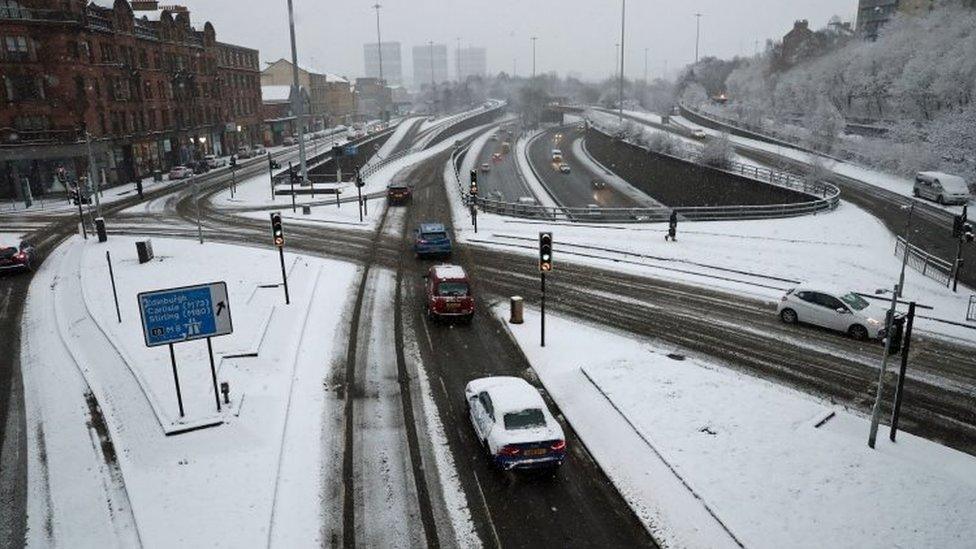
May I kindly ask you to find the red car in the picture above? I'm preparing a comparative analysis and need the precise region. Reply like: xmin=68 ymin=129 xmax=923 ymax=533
xmin=0 ymin=241 xmax=36 ymax=273
xmin=424 ymin=264 xmax=474 ymax=322
xmin=387 ymin=183 xmax=412 ymax=204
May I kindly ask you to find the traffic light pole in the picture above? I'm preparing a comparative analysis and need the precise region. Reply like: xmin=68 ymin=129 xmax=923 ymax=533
xmin=953 ymin=240 xmax=964 ymax=292
xmin=76 ymin=190 xmax=88 ymax=240
xmin=540 ymin=271 xmax=546 ymax=348
xmin=268 ymin=152 xmax=275 ymax=201
xmin=889 ymin=301 xmax=916 ymax=442
xmin=289 ymin=162 xmax=296 ymax=213
xmin=278 ymin=246 xmax=290 ymax=305
xmin=868 ymin=283 xmax=901 ymax=448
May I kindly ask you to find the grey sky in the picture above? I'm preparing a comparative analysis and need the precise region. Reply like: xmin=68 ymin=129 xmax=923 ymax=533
xmin=177 ymin=0 xmax=856 ymax=82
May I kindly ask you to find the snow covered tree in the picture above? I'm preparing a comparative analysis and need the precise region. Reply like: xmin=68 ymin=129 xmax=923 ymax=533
xmin=700 ymin=133 xmax=734 ymax=168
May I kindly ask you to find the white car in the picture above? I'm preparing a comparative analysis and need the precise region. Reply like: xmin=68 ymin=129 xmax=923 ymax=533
xmin=203 ymin=155 xmax=227 ymax=169
xmin=777 ymin=286 xmax=888 ymax=340
xmin=913 ymin=171 xmax=970 ymax=205
xmin=168 ymin=165 xmax=192 ymax=180
xmin=690 ymin=129 xmax=708 ymax=139
xmin=465 ymin=376 xmax=566 ymax=471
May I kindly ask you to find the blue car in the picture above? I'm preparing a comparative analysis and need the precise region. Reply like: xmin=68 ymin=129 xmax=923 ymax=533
xmin=414 ymin=223 xmax=453 ymax=258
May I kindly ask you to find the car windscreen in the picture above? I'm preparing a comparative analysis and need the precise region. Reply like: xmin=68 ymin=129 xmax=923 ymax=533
xmin=436 ymin=282 xmax=468 ymax=296
xmin=0 ymin=247 xmax=16 ymax=259
xmin=504 ymin=408 xmax=546 ymax=430
xmin=840 ymin=292 xmax=870 ymax=311
xmin=389 ymin=185 xmax=408 ymax=191
xmin=422 ymin=231 xmax=448 ymax=241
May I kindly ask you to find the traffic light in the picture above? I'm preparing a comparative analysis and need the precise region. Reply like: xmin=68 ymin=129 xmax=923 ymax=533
xmin=886 ymin=312 xmax=905 ymax=356
xmin=964 ymin=222 xmax=975 ymax=243
xmin=469 ymin=169 xmax=478 ymax=196
xmin=539 ymin=232 xmax=553 ymax=272
xmin=270 ymin=212 xmax=284 ymax=248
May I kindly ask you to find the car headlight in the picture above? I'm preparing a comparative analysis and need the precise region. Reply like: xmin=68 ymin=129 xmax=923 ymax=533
xmin=867 ymin=318 xmax=880 ymax=325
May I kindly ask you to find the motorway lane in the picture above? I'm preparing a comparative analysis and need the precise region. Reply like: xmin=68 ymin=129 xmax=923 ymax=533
xmin=472 ymin=130 xmax=535 ymax=203
xmin=527 ymin=126 xmax=645 ymax=209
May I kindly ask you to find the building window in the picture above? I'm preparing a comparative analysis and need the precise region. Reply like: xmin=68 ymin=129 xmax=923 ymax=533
xmin=112 ymin=78 xmax=129 ymax=101
xmin=4 ymin=36 xmax=30 ymax=62
xmin=3 ymin=74 xmax=44 ymax=101
xmin=0 ymin=0 xmax=30 ymax=19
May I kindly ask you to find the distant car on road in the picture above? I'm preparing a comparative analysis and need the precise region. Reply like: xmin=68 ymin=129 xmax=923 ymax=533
xmin=168 ymin=165 xmax=192 ymax=180
xmin=204 ymin=154 xmax=227 ymax=169
xmin=777 ymin=286 xmax=889 ymax=341
xmin=253 ymin=145 xmax=267 ymax=156
xmin=913 ymin=172 xmax=970 ymax=205
xmin=236 ymin=146 xmax=253 ymax=159
xmin=0 ymin=241 xmax=36 ymax=273
xmin=191 ymin=161 xmax=211 ymax=175
xmin=591 ymin=179 xmax=606 ymax=189
xmin=387 ymin=183 xmax=413 ymax=205
xmin=282 ymin=136 xmax=296 ymax=146
xmin=465 ymin=376 xmax=566 ymax=471
xmin=480 ymin=162 xmax=491 ymax=173
xmin=424 ymin=263 xmax=473 ymax=321
xmin=690 ymin=129 xmax=708 ymax=139
xmin=414 ymin=223 xmax=453 ymax=258
xmin=492 ymin=152 xmax=503 ymax=162
xmin=559 ymin=163 xmax=571 ymax=174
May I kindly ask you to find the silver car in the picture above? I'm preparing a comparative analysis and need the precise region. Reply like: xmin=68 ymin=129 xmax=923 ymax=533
xmin=777 ymin=286 xmax=888 ymax=340
xmin=913 ymin=171 xmax=970 ymax=205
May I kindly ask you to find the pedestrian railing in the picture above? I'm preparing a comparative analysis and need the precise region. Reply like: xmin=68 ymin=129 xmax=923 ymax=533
xmin=894 ymin=237 xmax=953 ymax=287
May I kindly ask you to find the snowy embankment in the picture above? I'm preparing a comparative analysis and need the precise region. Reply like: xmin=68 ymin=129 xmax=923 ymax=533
xmin=444 ymin=146 xmax=974 ymax=342
xmin=21 ymin=236 xmax=357 ymax=546
xmin=514 ymin=129 xmax=560 ymax=208
xmin=497 ymin=306 xmax=976 ymax=549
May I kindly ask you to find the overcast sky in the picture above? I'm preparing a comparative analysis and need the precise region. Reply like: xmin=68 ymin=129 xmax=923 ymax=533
xmin=176 ymin=0 xmax=856 ymax=83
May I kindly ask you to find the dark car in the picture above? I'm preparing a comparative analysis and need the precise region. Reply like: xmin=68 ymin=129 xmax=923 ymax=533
xmin=192 ymin=161 xmax=211 ymax=175
xmin=424 ymin=264 xmax=474 ymax=322
xmin=387 ymin=183 xmax=412 ymax=204
xmin=414 ymin=223 xmax=453 ymax=258
xmin=0 ymin=241 xmax=36 ymax=273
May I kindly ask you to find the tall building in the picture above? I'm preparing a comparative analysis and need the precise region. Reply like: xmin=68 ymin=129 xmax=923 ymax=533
xmin=261 ymin=59 xmax=355 ymax=130
xmin=0 ymin=0 xmax=261 ymax=197
xmin=457 ymin=47 xmax=487 ymax=82
xmin=363 ymin=41 xmax=401 ymax=85
xmin=412 ymin=43 xmax=448 ymax=89
xmin=856 ymin=0 xmax=901 ymax=39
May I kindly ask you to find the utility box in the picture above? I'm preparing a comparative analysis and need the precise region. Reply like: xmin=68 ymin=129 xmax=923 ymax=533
xmin=510 ymin=296 xmax=524 ymax=324
xmin=153 ymin=170 xmax=163 ymax=182
xmin=136 ymin=239 xmax=154 ymax=264
xmin=302 ymin=205 xmax=311 ymax=215
xmin=95 ymin=217 xmax=107 ymax=243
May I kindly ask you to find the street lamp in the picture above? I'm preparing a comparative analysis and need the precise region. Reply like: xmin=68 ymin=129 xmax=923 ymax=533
xmin=373 ymin=3 xmax=383 ymax=82
xmin=694 ymin=12 xmax=703 ymax=64
xmin=530 ymin=36 xmax=538 ymax=78
xmin=285 ymin=0 xmax=308 ymax=185
xmin=618 ymin=0 xmax=626 ymax=123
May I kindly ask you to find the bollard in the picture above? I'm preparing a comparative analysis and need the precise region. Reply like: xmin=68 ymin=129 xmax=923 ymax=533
xmin=302 ymin=205 xmax=311 ymax=215
xmin=510 ymin=296 xmax=524 ymax=324
xmin=95 ymin=217 xmax=107 ymax=242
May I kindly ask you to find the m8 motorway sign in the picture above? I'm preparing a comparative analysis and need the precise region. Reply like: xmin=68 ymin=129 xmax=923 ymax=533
xmin=137 ymin=282 xmax=233 ymax=347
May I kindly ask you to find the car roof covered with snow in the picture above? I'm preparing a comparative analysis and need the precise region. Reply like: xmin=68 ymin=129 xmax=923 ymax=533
xmin=918 ymin=172 xmax=969 ymax=192
xmin=466 ymin=376 xmax=546 ymax=415
xmin=431 ymin=264 xmax=466 ymax=281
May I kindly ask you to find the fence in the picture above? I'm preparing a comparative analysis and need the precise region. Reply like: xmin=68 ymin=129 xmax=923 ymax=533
xmin=894 ymin=237 xmax=953 ymax=287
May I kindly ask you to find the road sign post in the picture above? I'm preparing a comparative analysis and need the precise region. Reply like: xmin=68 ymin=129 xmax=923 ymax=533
xmin=137 ymin=281 xmax=234 ymax=416
xmin=271 ymin=212 xmax=290 ymax=304
xmin=107 ymin=251 xmax=121 ymax=323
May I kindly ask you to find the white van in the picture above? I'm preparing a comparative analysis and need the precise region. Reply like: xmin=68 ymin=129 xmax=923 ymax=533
xmin=914 ymin=172 xmax=971 ymax=205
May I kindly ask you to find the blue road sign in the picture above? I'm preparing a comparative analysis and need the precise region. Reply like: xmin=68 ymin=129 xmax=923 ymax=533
xmin=343 ymin=145 xmax=358 ymax=156
xmin=138 ymin=282 xmax=233 ymax=347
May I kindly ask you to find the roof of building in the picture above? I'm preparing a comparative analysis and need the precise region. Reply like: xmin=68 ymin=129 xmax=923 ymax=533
xmin=261 ymin=85 xmax=291 ymax=102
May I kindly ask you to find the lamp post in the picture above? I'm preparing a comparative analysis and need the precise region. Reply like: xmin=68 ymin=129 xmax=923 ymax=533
xmin=530 ymin=36 xmax=538 ymax=78
xmin=694 ymin=12 xmax=703 ymax=64
xmin=285 ymin=0 xmax=308 ymax=185
xmin=618 ymin=0 xmax=626 ymax=123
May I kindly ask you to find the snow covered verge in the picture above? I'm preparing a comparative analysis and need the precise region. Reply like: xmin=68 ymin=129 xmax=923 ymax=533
xmin=20 ymin=235 xmax=358 ymax=546
xmin=497 ymin=306 xmax=976 ymax=549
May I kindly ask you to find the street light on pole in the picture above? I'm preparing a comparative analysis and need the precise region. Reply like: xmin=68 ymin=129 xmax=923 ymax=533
xmin=644 ymin=47 xmax=649 ymax=84
xmin=694 ymin=12 xmax=703 ymax=64
xmin=285 ymin=0 xmax=308 ymax=185
xmin=456 ymin=37 xmax=462 ymax=82
xmin=373 ymin=3 xmax=383 ymax=83
xmin=530 ymin=36 xmax=538 ymax=78
xmin=618 ymin=0 xmax=626 ymax=123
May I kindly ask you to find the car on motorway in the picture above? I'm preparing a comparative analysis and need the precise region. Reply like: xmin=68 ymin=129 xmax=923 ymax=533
xmin=423 ymin=263 xmax=473 ymax=321
xmin=690 ymin=129 xmax=708 ymax=139
xmin=0 ymin=241 xmax=36 ymax=273
xmin=777 ymin=286 xmax=889 ymax=340
xmin=551 ymin=148 xmax=563 ymax=162
xmin=168 ymin=165 xmax=192 ymax=180
xmin=501 ymin=141 xmax=511 ymax=153
xmin=559 ymin=163 xmax=571 ymax=174
xmin=591 ymin=179 xmax=606 ymax=190
xmin=480 ymin=162 xmax=491 ymax=173
xmin=492 ymin=152 xmax=503 ymax=163
xmin=414 ymin=223 xmax=453 ymax=258
xmin=465 ymin=376 xmax=566 ymax=471
xmin=913 ymin=172 xmax=971 ymax=205
xmin=387 ymin=183 xmax=412 ymax=204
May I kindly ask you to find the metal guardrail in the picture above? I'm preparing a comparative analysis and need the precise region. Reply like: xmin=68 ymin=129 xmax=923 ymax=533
xmin=895 ymin=236 xmax=953 ymax=287
xmin=968 ymin=295 xmax=976 ymax=322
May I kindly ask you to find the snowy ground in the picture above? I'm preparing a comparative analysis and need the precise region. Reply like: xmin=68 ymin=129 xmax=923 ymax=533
xmin=20 ymin=235 xmax=358 ymax=546
xmin=443 ymin=150 xmax=975 ymax=342
xmin=498 ymin=306 xmax=976 ymax=549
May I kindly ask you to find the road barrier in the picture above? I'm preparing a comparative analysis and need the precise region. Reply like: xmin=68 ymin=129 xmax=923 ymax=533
xmin=449 ymin=123 xmax=840 ymax=224
xmin=895 ymin=236 xmax=953 ymax=287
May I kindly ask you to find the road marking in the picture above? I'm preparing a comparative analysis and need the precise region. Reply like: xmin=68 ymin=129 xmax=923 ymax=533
xmin=470 ymin=468 xmax=502 ymax=549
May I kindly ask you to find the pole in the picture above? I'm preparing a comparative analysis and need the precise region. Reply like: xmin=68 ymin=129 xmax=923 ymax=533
xmin=106 ymin=251 xmax=121 ymax=323
xmin=694 ymin=13 xmax=702 ymax=64
xmin=289 ymin=162 xmax=296 ymax=213
xmin=868 ymin=283 xmax=901 ymax=448
xmin=357 ymin=184 xmax=363 ymax=221
xmin=373 ymin=3 xmax=384 ymax=82
xmin=207 ymin=337 xmax=221 ymax=412
xmin=76 ymin=186 xmax=88 ymax=239
xmin=86 ymin=131 xmax=101 ymax=218
xmin=285 ymin=0 xmax=308 ymax=184
xmin=168 ymin=343 xmax=185 ymax=417
xmin=268 ymin=152 xmax=275 ymax=201
xmin=456 ymin=37 xmax=461 ymax=82
xmin=278 ymin=246 xmax=290 ymax=305
xmin=531 ymin=37 xmax=538 ymax=78
xmin=540 ymin=271 xmax=546 ymax=347
xmin=644 ymin=47 xmax=648 ymax=83
xmin=194 ymin=175 xmax=203 ymax=244
xmin=618 ymin=0 xmax=626 ymax=123
xmin=897 ymin=201 xmax=915 ymax=298
xmin=336 ymin=157 xmax=342 ymax=208
xmin=231 ymin=166 xmax=236 ymax=199
xmin=428 ymin=40 xmax=435 ymax=91
xmin=889 ymin=302 xmax=916 ymax=441
xmin=952 ymin=205 xmax=967 ymax=292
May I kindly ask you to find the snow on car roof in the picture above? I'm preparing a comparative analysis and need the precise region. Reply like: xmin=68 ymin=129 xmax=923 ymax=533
xmin=432 ymin=264 xmax=465 ymax=280
xmin=477 ymin=377 xmax=546 ymax=415
xmin=918 ymin=172 xmax=969 ymax=192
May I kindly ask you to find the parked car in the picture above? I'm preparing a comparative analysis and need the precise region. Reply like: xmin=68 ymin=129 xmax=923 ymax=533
xmin=559 ymin=163 xmax=571 ymax=174
xmin=236 ymin=146 xmax=253 ymax=159
xmin=423 ymin=263 xmax=472 ymax=321
xmin=203 ymin=154 xmax=227 ymax=169
xmin=191 ymin=161 xmax=211 ymax=175
xmin=387 ymin=183 xmax=413 ymax=205
xmin=253 ymin=145 xmax=267 ymax=156
xmin=777 ymin=286 xmax=890 ymax=340
xmin=414 ymin=223 xmax=453 ymax=258
xmin=465 ymin=376 xmax=567 ymax=471
xmin=0 ymin=241 xmax=36 ymax=273
xmin=168 ymin=165 xmax=192 ymax=180
xmin=480 ymin=163 xmax=491 ymax=173
xmin=913 ymin=172 xmax=971 ymax=205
